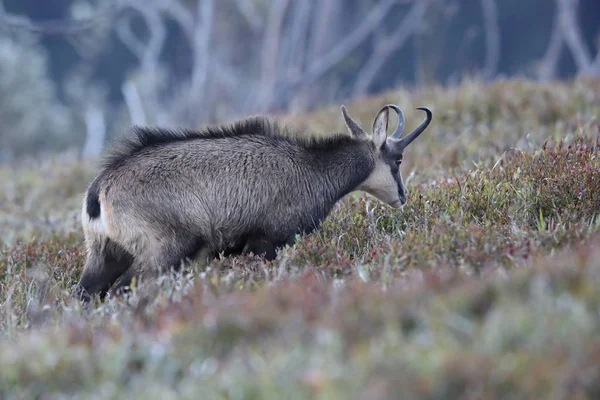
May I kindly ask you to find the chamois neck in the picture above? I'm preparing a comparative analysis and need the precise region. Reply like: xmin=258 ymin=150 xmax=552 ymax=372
xmin=313 ymin=141 xmax=376 ymax=203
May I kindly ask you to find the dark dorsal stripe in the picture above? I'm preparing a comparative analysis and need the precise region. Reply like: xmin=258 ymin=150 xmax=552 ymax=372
xmin=102 ymin=115 xmax=359 ymax=170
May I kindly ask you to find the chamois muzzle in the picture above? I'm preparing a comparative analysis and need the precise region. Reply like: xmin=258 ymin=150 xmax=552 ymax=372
xmin=386 ymin=105 xmax=433 ymax=151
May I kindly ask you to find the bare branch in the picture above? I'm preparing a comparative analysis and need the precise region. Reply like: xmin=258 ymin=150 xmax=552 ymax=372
xmin=538 ymin=8 xmax=564 ymax=81
xmin=139 ymin=7 xmax=166 ymax=69
xmin=480 ymin=0 xmax=500 ymax=80
xmin=114 ymin=2 xmax=166 ymax=72
xmin=81 ymin=106 xmax=106 ymax=160
xmin=274 ymin=0 xmax=400 ymax=104
xmin=556 ymin=0 xmax=592 ymax=71
xmin=296 ymin=0 xmax=400 ymax=86
xmin=232 ymin=0 xmax=263 ymax=31
xmin=0 ymin=2 xmax=122 ymax=36
xmin=286 ymin=0 xmax=339 ymax=110
xmin=121 ymin=80 xmax=146 ymax=125
xmin=213 ymin=62 xmax=240 ymax=91
xmin=255 ymin=0 xmax=291 ymax=110
xmin=285 ymin=0 xmax=313 ymax=79
xmin=353 ymin=1 xmax=428 ymax=96
xmin=115 ymin=13 xmax=146 ymax=61
xmin=593 ymin=52 xmax=600 ymax=73
xmin=157 ymin=0 xmax=195 ymax=41
xmin=190 ymin=0 xmax=214 ymax=97
xmin=306 ymin=0 xmax=339 ymax=60
xmin=588 ymin=25 xmax=600 ymax=75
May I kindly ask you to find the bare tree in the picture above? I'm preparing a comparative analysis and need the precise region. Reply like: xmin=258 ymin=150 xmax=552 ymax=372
xmin=174 ymin=0 xmax=215 ymax=124
xmin=538 ymin=0 xmax=599 ymax=79
xmin=353 ymin=0 xmax=429 ymax=96
xmin=121 ymin=80 xmax=146 ymax=125
xmin=190 ymin=0 xmax=214 ymax=98
xmin=293 ymin=0 xmax=400 ymax=87
xmin=538 ymin=7 xmax=565 ymax=81
xmin=255 ymin=0 xmax=291 ymax=111
xmin=557 ymin=0 xmax=593 ymax=72
xmin=3 ymin=0 xmax=599 ymax=161
xmin=480 ymin=0 xmax=500 ymax=80
xmin=232 ymin=0 xmax=262 ymax=31
xmin=0 ymin=0 xmax=121 ymax=36
xmin=284 ymin=0 xmax=313 ymax=81
xmin=112 ymin=0 xmax=218 ymax=126
xmin=81 ymin=106 xmax=106 ymax=160
xmin=114 ymin=1 xmax=169 ymax=125
xmin=275 ymin=0 xmax=402 ymax=108
xmin=291 ymin=0 xmax=340 ymax=109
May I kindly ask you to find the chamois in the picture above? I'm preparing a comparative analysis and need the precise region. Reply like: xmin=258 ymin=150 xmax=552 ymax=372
xmin=76 ymin=104 xmax=432 ymax=300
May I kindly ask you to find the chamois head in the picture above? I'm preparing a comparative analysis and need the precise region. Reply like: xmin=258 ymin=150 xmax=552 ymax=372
xmin=341 ymin=104 xmax=433 ymax=208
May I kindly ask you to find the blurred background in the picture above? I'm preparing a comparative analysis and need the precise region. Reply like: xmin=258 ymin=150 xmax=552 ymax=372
xmin=0 ymin=0 xmax=598 ymax=161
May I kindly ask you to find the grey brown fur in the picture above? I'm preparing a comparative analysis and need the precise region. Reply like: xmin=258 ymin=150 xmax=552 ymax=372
xmin=76 ymin=105 xmax=432 ymax=301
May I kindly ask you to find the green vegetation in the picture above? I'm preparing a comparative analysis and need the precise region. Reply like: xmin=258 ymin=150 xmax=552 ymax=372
xmin=1 ymin=77 xmax=600 ymax=399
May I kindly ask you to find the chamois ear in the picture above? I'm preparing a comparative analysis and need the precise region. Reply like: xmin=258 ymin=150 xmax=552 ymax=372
xmin=341 ymin=105 xmax=368 ymax=139
xmin=371 ymin=106 xmax=390 ymax=149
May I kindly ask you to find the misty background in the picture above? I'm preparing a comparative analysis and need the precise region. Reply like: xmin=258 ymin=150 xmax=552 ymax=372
xmin=0 ymin=0 xmax=598 ymax=161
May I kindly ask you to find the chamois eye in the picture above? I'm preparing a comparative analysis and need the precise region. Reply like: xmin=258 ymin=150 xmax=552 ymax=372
xmin=395 ymin=159 xmax=402 ymax=166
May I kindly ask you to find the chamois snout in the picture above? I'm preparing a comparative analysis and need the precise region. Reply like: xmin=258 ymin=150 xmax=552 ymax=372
xmin=387 ymin=187 xmax=406 ymax=208
xmin=397 ymin=191 xmax=407 ymax=207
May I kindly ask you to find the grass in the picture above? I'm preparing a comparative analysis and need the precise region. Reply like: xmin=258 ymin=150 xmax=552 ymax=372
xmin=1 ymin=76 xmax=600 ymax=399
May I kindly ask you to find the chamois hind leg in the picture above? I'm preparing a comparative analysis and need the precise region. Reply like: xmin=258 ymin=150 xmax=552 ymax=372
xmin=242 ymin=236 xmax=278 ymax=261
xmin=110 ymin=236 xmax=204 ymax=296
xmin=109 ymin=259 xmax=144 ymax=297
xmin=76 ymin=237 xmax=134 ymax=302
xmin=190 ymin=245 xmax=217 ymax=266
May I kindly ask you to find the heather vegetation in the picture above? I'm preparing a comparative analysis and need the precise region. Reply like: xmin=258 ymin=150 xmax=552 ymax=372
xmin=1 ymin=77 xmax=600 ymax=399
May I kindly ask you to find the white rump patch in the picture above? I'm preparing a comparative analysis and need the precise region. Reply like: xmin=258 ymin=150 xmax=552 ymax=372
xmin=86 ymin=202 xmax=108 ymax=235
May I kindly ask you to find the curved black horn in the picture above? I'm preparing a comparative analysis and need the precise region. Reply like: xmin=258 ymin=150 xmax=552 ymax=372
xmin=384 ymin=104 xmax=406 ymax=139
xmin=398 ymin=107 xmax=433 ymax=149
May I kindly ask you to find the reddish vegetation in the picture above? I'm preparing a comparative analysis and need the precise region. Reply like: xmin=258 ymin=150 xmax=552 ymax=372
xmin=1 ymin=78 xmax=600 ymax=398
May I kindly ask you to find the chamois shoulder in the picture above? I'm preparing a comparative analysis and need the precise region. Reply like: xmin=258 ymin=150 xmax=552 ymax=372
xmin=101 ymin=114 xmax=359 ymax=169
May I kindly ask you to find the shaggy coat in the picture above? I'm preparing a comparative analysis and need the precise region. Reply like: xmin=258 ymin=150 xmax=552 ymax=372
xmin=76 ymin=105 xmax=432 ymax=300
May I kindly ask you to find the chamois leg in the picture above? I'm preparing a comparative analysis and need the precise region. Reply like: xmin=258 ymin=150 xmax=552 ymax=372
xmin=109 ymin=260 xmax=143 ymax=297
xmin=219 ymin=239 xmax=248 ymax=258
xmin=282 ymin=234 xmax=299 ymax=248
xmin=110 ymin=237 xmax=204 ymax=295
xmin=242 ymin=236 xmax=278 ymax=261
xmin=190 ymin=245 xmax=216 ymax=266
xmin=76 ymin=238 xmax=134 ymax=302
